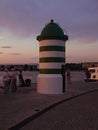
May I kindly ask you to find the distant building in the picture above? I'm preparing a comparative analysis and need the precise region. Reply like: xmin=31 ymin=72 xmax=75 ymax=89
xmin=82 ymin=62 xmax=98 ymax=69
xmin=0 ymin=63 xmax=39 ymax=71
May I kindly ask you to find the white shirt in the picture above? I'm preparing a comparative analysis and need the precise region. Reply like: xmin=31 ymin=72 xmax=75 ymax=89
xmin=3 ymin=72 xmax=10 ymax=81
xmin=10 ymin=71 xmax=18 ymax=79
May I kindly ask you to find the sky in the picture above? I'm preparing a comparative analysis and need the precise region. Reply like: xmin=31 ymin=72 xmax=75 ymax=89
xmin=0 ymin=0 xmax=98 ymax=64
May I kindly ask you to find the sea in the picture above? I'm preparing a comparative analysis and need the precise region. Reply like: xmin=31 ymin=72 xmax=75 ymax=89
xmin=0 ymin=71 xmax=86 ymax=86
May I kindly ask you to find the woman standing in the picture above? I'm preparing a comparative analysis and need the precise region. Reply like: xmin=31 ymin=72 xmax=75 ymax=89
xmin=10 ymin=68 xmax=18 ymax=92
xmin=66 ymin=68 xmax=72 ymax=84
xmin=3 ymin=68 xmax=10 ymax=94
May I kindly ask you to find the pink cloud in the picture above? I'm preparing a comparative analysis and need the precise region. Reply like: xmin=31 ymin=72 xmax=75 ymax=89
xmin=9 ymin=53 xmax=21 ymax=55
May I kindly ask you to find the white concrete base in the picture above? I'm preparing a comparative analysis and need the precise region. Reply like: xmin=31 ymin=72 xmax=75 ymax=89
xmin=37 ymin=74 xmax=66 ymax=94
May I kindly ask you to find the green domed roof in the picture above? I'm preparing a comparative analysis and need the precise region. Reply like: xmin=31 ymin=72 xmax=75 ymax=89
xmin=37 ymin=20 xmax=68 ymax=41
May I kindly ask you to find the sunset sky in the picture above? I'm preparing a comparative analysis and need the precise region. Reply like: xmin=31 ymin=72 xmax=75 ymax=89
xmin=0 ymin=0 xmax=98 ymax=64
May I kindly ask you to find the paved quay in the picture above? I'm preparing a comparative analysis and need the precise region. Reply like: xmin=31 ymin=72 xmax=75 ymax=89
xmin=21 ymin=91 xmax=98 ymax=130
xmin=0 ymin=81 xmax=98 ymax=130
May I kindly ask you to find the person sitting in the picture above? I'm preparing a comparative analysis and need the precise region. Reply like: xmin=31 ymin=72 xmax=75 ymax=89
xmin=25 ymin=79 xmax=31 ymax=87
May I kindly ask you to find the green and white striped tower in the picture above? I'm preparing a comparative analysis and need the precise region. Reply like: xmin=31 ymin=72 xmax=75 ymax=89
xmin=36 ymin=20 xmax=68 ymax=94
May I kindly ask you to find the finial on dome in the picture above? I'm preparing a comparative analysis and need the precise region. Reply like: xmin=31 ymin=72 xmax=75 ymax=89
xmin=51 ymin=19 xmax=54 ymax=23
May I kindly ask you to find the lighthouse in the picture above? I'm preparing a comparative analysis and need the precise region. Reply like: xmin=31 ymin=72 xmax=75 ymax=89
xmin=36 ymin=20 xmax=68 ymax=94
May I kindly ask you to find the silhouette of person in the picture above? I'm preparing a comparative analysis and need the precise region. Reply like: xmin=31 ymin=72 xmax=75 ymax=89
xmin=3 ymin=68 xmax=10 ymax=94
xmin=85 ymin=68 xmax=91 ymax=82
xmin=18 ymin=70 xmax=25 ymax=87
xmin=66 ymin=68 xmax=72 ymax=84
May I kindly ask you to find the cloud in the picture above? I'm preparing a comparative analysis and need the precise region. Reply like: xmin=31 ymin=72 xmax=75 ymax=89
xmin=0 ymin=0 xmax=98 ymax=43
xmin=9 ymin=53 xmax=21 ymax=55
xmin=1 ymin=46 xmax=12 ymax=48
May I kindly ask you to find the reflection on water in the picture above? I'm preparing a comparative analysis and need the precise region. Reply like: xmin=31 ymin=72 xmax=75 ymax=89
xmin=0 ymin=71 xmax=85 ymax=86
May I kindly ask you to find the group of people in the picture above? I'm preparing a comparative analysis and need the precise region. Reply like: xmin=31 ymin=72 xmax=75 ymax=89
xmin=2 ymin=67 xmax=24 ymax=94
xmin=4 ymin=67 xmax=91 ymax=94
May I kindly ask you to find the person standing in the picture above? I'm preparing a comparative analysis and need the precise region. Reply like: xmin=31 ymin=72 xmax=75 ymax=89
xmin=3 ymin=68 xmax=10 ymax=94
xmin=18 ymin=70 xmax=25 ymax=87
xmin=66 ymin=68 xmax=72 ymax=84
xmin=85 ymin=68 xmax=91 ymax=82
xmin=10 ymin=68 xmax=18 ymax=92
